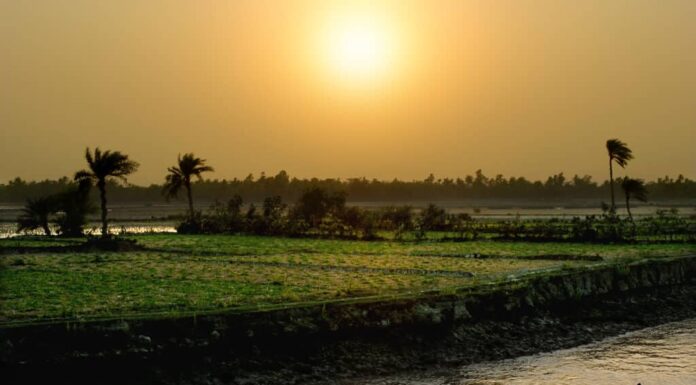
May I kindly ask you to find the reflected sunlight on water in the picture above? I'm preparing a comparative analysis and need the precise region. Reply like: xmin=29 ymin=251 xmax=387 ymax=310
xmin=359 ymin=318 xmax=696 ymax=385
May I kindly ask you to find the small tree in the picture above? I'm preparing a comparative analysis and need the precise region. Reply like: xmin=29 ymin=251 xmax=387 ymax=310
xmin=419 ymin=203 xmax=447 ymax=231
xmin=380 ymin=206 xmax=413 ymax=240
xmin=257 ymin=196 xmax=287 ymax=235
xmin=54 ymin=179 xmax=93 ymax=237
xmin=621 ymin=177 xmax=648 ymax=230
xmin=606 ymin=139 xmax=633 ymax=211
xmin=163 ymin=153 xmax=214 ymax=220
xmin=75 ymin=148 xmax=139 ymax=238
xmin=17 ymin=196 xmax=58 ymax=236
xmin=291 ymin=187 xmax=346 ymax=229
xmin=227 ymin=194 xmax=245 ymax=232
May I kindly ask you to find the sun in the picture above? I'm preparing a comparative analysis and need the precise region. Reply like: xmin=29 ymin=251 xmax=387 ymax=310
xmin=324 ymin=16 xmax=394 ymax=83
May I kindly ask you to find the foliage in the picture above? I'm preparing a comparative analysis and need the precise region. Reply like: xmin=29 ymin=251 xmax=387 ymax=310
xmin=15 ymin=180 xmax=94 ymax=237
xmin=621 ymin=178 xmax=648 ymax=203
xmin=418 ymin=203 xmax=448 ymax=231
xmin=17 ymin=196 xmax=59 ymax=236
xmin=74 ymin=147 xmax=139 ymax=238
xmin=171 ymin=190 xmax=694 ymax=243
xmin=380 ymin=205 xmax=413 ymax=240
xmin=4 ymin=171 xmax=696 ymax=203
xmin=290 ymin=187 xmax=346 ymax=227
xmin=54 ymin=179 xmax=94 ymax=236
xmin=163 ymin=153 xmax=214 ymax=220
xmin=606 ymin=139 xmax=634 ymax=168
xmin=606 ymin=138 xmax=634 ymax=210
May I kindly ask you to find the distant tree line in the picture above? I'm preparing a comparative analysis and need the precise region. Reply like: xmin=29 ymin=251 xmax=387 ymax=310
xmin=2 ymin=171 xmax=694 ymax=204
xmin=12 ymin=141 xmax=694 ymax=242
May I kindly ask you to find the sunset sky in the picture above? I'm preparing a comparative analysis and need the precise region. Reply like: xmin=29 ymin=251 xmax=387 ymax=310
xmin=1 ymin=0 xmax=694 ymax=185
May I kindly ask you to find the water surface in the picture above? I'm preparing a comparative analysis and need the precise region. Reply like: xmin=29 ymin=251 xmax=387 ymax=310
xmin=359 ymin=318 xmax=696 ymax=385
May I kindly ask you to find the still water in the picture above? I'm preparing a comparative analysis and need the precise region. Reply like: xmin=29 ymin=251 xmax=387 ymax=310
xmin=359 ymin=318 xmax=696 ymax=385
xmin=0 ymin=222 xmax=176 ymax=238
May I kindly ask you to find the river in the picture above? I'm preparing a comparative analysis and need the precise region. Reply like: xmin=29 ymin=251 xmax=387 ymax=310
xmin=358 ymin=318 xmax=696 ymax=385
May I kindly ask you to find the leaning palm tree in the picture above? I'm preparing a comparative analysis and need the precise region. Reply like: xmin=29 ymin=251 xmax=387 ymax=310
xmin=606 ymin=139 xmax=633 ymax=211
xmin=621 ymin=177 xmax=648 ymax=225
xmin=163 ymin=153 xmax=214 ymax=220
xmin=75 ymin=148 xmax=139 ymax=238
xmin=17 ymin=196 xmax=58 ymax=236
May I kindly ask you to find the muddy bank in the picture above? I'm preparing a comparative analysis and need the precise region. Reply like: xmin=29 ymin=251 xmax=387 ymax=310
xmin=2 ymin=255 xmax=696 ymax=384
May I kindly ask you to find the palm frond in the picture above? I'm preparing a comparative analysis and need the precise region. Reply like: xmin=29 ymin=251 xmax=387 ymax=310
xmin=621 ymin=178 xmax=648 ymax=202
xmin=163 ymin=168 xmax=185 ymax=199
xmin=74 ymin=169 xmax=94 ymax=182
xmin=606 ymin=138 xmax=634 ymax=168
xmin=173 ymin=153 xmax=214 ymax=181
xmin=83 ymin=147 xmax=139 ymax=180
xmin=16 ymin=196 xmax=58 ymax=233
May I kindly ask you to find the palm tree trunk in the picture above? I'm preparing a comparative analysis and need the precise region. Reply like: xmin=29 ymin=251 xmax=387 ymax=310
xmin=609 ymin=158 xmax=615 ymax=212
xmin=41 ymin=220 xmax=51 ymax=236
xmin=185 ymin=181 xmax=194 ymax=221
xmin=626 ymin=195 xmax=636 ymax=236
xmin=98 ymin=179 xmax=108 ymax=238
xmin=625 ymin=196 xmax=633 ymax=221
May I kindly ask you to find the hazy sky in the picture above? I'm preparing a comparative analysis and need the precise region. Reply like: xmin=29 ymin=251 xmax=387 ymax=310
xmin=1 ymin=0 xmax=694 ymax=185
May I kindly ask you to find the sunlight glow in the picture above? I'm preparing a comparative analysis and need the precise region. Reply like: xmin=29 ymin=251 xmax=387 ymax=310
xmin=323 ymin=14 xmax=395 ymax=84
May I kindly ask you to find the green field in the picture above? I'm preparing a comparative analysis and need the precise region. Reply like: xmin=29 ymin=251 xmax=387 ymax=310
xmin=1 ymin=234 xmax=693 ymax=325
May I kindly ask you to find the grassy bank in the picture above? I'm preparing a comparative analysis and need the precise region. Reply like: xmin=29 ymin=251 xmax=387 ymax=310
xmin=1 ymin=234 xmax=693 ymax=325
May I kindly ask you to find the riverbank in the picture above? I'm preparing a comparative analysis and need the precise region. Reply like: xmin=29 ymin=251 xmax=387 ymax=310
xmin=2 ymin=254 xmax=695 ymax=384
xmin=353 ymin=317 xmax=696 ymax=385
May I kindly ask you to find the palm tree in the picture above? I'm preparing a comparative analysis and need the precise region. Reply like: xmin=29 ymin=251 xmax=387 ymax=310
xmin=621 ymin=177 xmax=648 ymax=225
xmin=17 ymin=196 xmax=58 ymax=236
xmin=163 ymin=153 xmax=214 ymax=219
xmin=606 ymin=139 xmax=633 ymax=211
xmin=75 ymin=148 xmax=139 ymax=238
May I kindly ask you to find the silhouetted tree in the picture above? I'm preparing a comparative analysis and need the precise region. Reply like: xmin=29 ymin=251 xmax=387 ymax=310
xmin=291 ymin=187 xmax=346 ymax=228
xmin=75 ymin=147 xmax=139 ymax=238
xmin=5 ymin=170 xmax=696 ymax=204
xmin=163 ymin=153 xmax=214 ymax=220
xmin=257 ymin=196 xmax=287 ymax=235
xmin=54 ymin=179 xmax=93 ymax=237
xmin=380 ymin=206 xmax=413 ymax=239
xmin=606 ymin=139 xmax=633 ymax=211
xmin=621 ymin=177 xmax=648 ymax=224
xmin=17 ymin=196 xmax=58 ymax=235
xmin=419 ymin=203 xmax=447 ymax=231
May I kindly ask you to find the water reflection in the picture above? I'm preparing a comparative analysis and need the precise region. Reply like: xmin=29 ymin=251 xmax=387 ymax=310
xmin=359 ymin=318 xmax=696 ymax=385
xmin=0 ymin=223 xmax=176 ymax=239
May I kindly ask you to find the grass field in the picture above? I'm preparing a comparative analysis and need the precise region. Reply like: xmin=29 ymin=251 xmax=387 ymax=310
xmin=1 ymin=234 xmax=693 ymax=325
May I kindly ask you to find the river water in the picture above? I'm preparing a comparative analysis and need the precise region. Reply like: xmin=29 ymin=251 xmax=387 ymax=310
xmin=359 ymin=318 xmax=696 ymax=385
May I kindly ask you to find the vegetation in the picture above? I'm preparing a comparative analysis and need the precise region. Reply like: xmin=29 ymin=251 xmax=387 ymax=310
xmin=169 ymin=189 xmax=693 ymax=243
xmin=163 ymin=153 xmax=214 ymax=223
xmin=2 ymin=141 xmax=694 ymax=326
xmin=16 ymin=196 xmax=57 ymax=236
xmin=1 ymin=234 xmax=692 ymax=323
xmin=74 ymin=148 xmax=139 ymax=238
xmin=15 ymin=179 xmax=93 ymax=237
xmin=3 ymin=171 xmax=695 ymax=204
xmin=621 ymin=177 xmax=648 ymax=225
xmin=606 ymin=139 xmax=634 ymax=211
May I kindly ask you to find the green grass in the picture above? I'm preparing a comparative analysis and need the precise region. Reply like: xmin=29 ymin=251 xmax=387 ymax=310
xmin=0 ymin=234 xmax=693 ymax=324
xmin=131 ymin=234 xmax=693 ymax=260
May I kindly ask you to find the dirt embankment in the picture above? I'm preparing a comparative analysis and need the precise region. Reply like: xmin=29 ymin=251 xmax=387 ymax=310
xmin=2 ymin=255 xmax=696 ymax=385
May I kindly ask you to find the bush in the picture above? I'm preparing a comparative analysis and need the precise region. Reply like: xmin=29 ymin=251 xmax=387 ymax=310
xmin=418 ymin=203 xmax=448 ymax=231
xmin=176 ymin=212 xmax=204 ymax=234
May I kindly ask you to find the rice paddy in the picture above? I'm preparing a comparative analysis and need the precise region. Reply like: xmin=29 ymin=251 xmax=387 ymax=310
xmin=0 ymin=234 xmax=693 ymax=324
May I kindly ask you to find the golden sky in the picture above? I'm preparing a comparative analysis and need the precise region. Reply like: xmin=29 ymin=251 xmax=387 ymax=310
xmin=1 ymin=0 xmax=695 ymax=184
